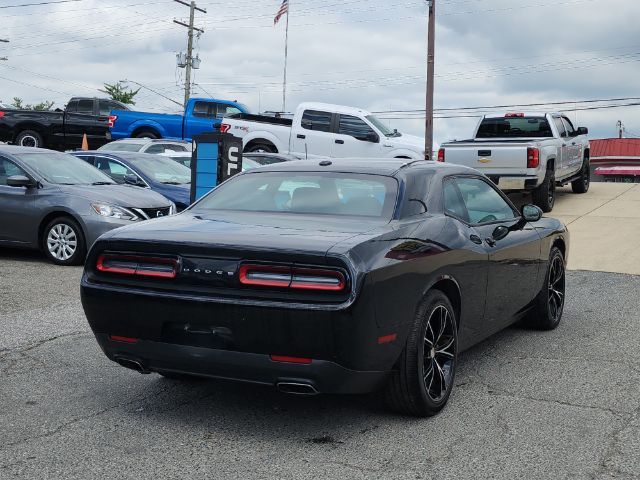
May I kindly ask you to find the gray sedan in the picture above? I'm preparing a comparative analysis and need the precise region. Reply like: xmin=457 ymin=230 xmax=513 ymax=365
xmin=0 ymin=146 xmax=175 ymax=265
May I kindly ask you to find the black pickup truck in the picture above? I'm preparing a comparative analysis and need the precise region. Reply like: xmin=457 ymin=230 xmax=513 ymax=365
xmin=0 ymin=97 xmax=130 ymax=151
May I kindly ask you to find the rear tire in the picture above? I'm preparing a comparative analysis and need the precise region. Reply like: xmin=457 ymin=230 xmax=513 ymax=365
xmin=42 ymin=216 xmax=86 ymax=266
xmin=134 ymin=130 xmax=159 ymax=139
xmin=532 ymin=168 xmax=555 ymax=213
xmin=526 ymin=247 xmax=566 ymax=330
xmin=384 ymin=290 xmax=458 ymax=417
xmin=245 ymin=142 xmax=276 ymax=153
xmin=15 ymin=130 xmax=44 ymax=148
xmin=571 ymin=157 xmax=590 ymax=194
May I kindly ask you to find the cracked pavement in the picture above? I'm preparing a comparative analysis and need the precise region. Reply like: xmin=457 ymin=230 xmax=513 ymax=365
xmin=1 ymin=250 xmax=639 ymax=479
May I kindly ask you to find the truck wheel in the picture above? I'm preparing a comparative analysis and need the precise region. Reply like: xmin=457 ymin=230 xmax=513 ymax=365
xmin=245 ymin=143 xmax=276 ymax=153
xmin=571 ymin=158 xmax=590 ymax=194
xmin=135 ymin=130 xmax=159 ymax=139
xmin=532 ymin=168 xmax=555 ymax=213
xmin=15 ymin=130 xmax=44 ymax=148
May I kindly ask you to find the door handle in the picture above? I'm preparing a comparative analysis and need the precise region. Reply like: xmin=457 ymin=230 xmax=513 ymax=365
xmin=335 ymin=139 xmax=344 ymax=144
xmin=470 ymin=234 xmax=482 ymax=245
xmin=297 ymin=134 xmax=306 ymax=139
xmin=485 ymin=238 xmax=496 ymax=247
xmin=572 ymin=142 xmax=577 ymax=146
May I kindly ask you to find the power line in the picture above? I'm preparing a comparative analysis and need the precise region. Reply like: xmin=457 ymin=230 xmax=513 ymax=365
xmin=0 ymin=0 xmax=81 ymax=8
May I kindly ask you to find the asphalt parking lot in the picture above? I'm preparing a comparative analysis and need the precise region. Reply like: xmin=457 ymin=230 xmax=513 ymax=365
xmin=1 ymin=250 xmax=639 ymax=479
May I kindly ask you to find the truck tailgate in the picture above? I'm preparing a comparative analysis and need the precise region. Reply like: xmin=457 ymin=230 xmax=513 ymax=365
xmin=445 ymin=142 xmax=529 ymax=176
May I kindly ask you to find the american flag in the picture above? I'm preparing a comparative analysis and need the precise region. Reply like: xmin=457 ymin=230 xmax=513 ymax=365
xmin=274 ymin=0 xmax=289 ymax=25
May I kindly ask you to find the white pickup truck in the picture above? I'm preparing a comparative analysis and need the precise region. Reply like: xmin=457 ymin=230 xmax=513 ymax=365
xmin=220 ymin=102 xmax=425 ymax=160
xmin=438 ymin=113 xmax=591 ymax=212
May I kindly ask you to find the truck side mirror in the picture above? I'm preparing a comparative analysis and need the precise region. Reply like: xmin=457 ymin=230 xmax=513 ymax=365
xmin=576 ymin=127 xmax=588 ymax=135
xmin=365 ymin=132 xmax=379 ymax=143
xmin=6 ymin=175 xmax=34 ymax=188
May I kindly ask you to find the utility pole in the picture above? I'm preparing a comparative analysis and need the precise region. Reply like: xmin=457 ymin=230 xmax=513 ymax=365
xmin=617 ymin=120 xmax=624 ymax=139
xmin=424 ymin=0 xmax=436 ymax=160
xmin=174 ymin=0 xmax=206 ymax=107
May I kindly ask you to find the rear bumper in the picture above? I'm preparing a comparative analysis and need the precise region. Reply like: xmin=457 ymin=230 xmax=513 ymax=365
xmin=486 ymin=174 xmax=541 ymax=190
xmin=96 ymin=333 xmax=390 ymax=394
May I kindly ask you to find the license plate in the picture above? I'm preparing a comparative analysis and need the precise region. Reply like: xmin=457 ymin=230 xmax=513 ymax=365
xmin=498 ymin=178 xmax=525 ymax=190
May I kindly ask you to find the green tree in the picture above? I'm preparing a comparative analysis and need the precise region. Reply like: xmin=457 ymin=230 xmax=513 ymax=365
xmin=103 ymin=83 xmax=140 ymax=105
xmin=11 ymin=97 xmax=55 ymax=110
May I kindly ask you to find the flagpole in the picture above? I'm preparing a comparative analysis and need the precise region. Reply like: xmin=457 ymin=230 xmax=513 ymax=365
xmin=282 ymin=2 xmax=289 ymax=113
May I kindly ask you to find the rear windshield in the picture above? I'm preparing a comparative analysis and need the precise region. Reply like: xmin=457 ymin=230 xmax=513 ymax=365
xmin=476 ymin=116 xmax=553 ymax=138
xmin=192 ymin=171 xmax=398 ymax=219
xmin=97 ymin=142 xmax=144 ymax=152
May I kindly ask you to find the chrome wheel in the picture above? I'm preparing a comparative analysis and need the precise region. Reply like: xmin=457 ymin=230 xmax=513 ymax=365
xmin=423 ymin=305 xmax=456 ymax=402
xmin=19 ymin=135 xmax=38 ymax=147
xmin=46 ymin=223 xmax=78 ymax=261
xmin=548 ymin=255 xmax=565 ymax=322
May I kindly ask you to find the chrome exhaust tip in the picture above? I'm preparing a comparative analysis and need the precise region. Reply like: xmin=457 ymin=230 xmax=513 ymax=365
xmin=276 ymin=382 xmax=319 ymax=395
xmin=114 ymin=356 xmax=150 ymax=374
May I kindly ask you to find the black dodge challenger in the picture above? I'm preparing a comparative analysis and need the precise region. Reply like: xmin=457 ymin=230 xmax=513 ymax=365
xmin=81 ymin=159 xmax=568 ymax=416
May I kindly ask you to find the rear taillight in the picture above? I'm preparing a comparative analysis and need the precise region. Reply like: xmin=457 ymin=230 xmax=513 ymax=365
xmin=220 ymin=123 xmax=230 ymax=133
xmin=238 ymin=264 xmax=291 ymax=288
xmin=527 ymin=147 xmax=540 ymax=168
xmin=437 ymin=148 xmax=445 ymax=162
xmin=96 ymin=254 xmax=178 ymax=278
xmin=108 ymin=115 xmax=117 ymax=128
xmin=238 ymin=264 xmax=346 ymax=292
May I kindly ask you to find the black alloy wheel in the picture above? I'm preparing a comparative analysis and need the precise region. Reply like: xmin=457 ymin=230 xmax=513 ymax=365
xmin=385 ymin=290 xmax=458 ymax=416
xmin=571 ymin=159 xmax=590 ymax=193
xmin=422 ymin=305 xmax=456 ymax=403
xmin=526 ymin=247 xmax=565 ymax=330
xmin=532 ymin=168 xmax=555 ymax=213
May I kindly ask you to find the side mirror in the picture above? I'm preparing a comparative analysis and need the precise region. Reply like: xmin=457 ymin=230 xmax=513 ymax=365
xmin=365 ymin=132 xmax=380 ymax=143
xmin=522 ymin=204 xmax=543 ymax=222
xmin=123 ymin=173 xmax=143 ymax=186
xmin=492 ymin=225 xmax=509 ymax=241
xmin=6 ymin=175 xmax=34 ymax=188
xmin=576 ymin=127 xmax=588 ymax=135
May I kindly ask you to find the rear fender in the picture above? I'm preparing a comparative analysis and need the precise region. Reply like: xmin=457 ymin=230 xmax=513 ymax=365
xmin=241 ymin=131 xmax=286 ymax=153
xmin=128 ymin=120 xmax=166 ymax=138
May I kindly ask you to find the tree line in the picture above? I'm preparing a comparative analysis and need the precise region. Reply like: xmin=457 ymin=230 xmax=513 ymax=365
xmin=8 ymin=83 xmax=140 ymax=111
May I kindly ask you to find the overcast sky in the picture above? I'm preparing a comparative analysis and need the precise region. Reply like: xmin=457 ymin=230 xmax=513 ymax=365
xmin=2 ymin=0 xmax=640 ymax=145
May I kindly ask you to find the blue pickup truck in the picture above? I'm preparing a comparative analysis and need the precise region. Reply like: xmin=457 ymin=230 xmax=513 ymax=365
xmin=108 ymin=98 xmax=250 ymax=142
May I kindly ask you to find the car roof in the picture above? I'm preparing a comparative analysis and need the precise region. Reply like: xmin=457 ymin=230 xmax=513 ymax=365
xmin=0 ymin=145 xmax=64 ymax=156
xmin=75 ymin=150 xmax=162 ymax=160
xmin=297 ymin=102 xmax=373 ymax=117
xmin=105 ymin=138 xmax=189 ymax=145
xmin=242 ymin=158 xmax=475 ymax=177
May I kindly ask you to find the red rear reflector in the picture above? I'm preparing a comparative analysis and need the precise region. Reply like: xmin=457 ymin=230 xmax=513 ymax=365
xmin=109 ymin=335 xmax=139 ymax=344
xmin=239 ymin=264 xmax=291 ymax=287
xmin=0 ymin=111 xmax=5 ymax=118
xmin=527 ymin=147 xmax=540 ymax=168
xmin=96 ymin=254 xmax=178 ymax=278
xmin=505 ymin=113 xmax=524 ymax=118
xmin=270 ymin=355 xmax=312 ymax=364
xmin=377 ymin=333 xmax=397 ymax=344
xmin=220 ymin=123 xmax=231 ymax=133
xmin=108 ymin=115 xmax=117 ymax=128
xmin=290 ymin=268 xmax=345 ymax=291
xmin=437 ymin=148 xmax=445 ymax=162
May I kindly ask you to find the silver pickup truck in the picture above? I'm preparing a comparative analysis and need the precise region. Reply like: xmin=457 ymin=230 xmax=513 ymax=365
xmin=438 ymin=113 xmax=591 ymax=212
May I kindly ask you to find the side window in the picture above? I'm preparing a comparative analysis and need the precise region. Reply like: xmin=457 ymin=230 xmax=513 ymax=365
xmin=562 ymin=117 xmax=576 ymax=137
xmin=0 ymin=158 xmax=27 ymax=185
xmin=338 ymin=115 xmax=376 ymax=141
xmin=77 ymin=99 xmax=94 ymax=115
xmin=66 ymin=100 xmax=78 ymax=113
xmin=300 ymin=110 xmax=332 ymax=132
xmin=145 ymin=144 xmax=166 ymax=154
xmin=98 ymin=100 xmax=115 ymax=116
xmin=553 ymin=117 xmax=567 ymax=138
xmin=401 ymin=173 xmax=430 ymax=218
xmin=223 ymin=106 xmax=242 ymax=116
xmin=193 ymin=101 xmax=214 ymax=118
xmin=454 ymin=177 xmax=517 ymax=224
xmin=443 ymin=179 xmax=469 ymax=222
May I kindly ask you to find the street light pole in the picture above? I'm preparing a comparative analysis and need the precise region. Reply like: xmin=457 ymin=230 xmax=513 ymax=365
xmin=425 ymin=0 xmax=436 ymax=160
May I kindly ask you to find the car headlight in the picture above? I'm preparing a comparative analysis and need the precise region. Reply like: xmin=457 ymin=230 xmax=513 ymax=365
xmin=91 ymin=203 xmax=139 ymax=221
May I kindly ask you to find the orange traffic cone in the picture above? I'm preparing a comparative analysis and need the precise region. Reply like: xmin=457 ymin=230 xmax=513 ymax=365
xmin=81 ymin=133 xmax=89 ymax=151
